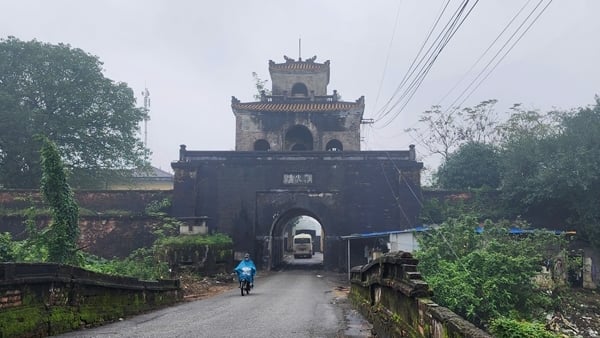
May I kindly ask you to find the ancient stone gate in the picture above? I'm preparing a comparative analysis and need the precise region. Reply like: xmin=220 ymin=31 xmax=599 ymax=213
xmin=171 ymin=55 xmax=423 ymax=271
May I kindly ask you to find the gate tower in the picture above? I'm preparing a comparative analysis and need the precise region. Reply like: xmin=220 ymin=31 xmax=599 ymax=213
xmin=171 ymin=55 xmax=423 ymax=271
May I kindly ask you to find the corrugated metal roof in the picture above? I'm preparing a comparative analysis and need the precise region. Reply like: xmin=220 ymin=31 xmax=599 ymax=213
xmin=340 ymin=226 xmax=430 ymax=240
xmin=341 ymin=226 xmax=575 ymax=240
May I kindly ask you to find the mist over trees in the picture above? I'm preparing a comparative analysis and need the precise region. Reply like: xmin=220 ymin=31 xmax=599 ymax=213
xmin=410 ymin=96 xmax=600 ymax=247
xmin=0 ymin=37 xmax=149 ymax=189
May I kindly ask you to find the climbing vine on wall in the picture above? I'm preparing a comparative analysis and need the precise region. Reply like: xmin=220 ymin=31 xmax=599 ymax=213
xmin=40 ymin=137 xmax=80 ymax=265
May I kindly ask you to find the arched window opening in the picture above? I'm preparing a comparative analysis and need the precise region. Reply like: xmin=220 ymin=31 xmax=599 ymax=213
xmin=291 ymin=83 xmax=308 ymax=97
xmin=285 ymin=125 xmax=313 ymax=151
xmin=254 ymin=139 xmax=270 ymax=151
xmin=326 ymin=139 xmax=343 ymax=151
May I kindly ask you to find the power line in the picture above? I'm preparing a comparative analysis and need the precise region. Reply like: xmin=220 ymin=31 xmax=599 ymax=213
xmin=376 ymin=0 xmax=481 ymax=128
xmin=435 ymin=0 xmax=535 ymax=106
xmin=374 ymin=0 xmax=453 ymax=119
xmin=446 ymin=0 xmax=553 ymax=113
xmin=373 ymin=0 xmax=404 ymax=111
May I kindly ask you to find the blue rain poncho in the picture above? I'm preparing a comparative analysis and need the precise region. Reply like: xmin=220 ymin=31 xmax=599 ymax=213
xmin=235 ymin=259 xmax=256 ymax=284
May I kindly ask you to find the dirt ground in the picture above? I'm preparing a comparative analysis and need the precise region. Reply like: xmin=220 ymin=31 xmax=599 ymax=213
xmin=177 ymin=272 xmax=600 ymax=337
xmin=179 ymin=272 xmax=238 ymax=301
xmin=549 ymin=288 xmax=600 ymax=337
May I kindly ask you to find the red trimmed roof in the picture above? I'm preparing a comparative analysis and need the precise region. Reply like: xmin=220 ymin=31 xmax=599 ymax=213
xmin=269 ymin=61 xmax=329 ymax=72
xmin=232 ymin=101 xmax=363 ymax=113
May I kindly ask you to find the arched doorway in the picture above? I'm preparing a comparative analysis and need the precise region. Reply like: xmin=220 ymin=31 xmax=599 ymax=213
xmin=291 ymin=82 xmax=308 ymax=97
xmin=268 ymin=209 xmax=325 ymax=269
xmin=285 ymin=125 xmax=313 ymax=151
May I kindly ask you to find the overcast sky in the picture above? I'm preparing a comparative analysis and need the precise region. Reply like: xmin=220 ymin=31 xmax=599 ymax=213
xmin=2 ymin=1 xmax=599 ymax=175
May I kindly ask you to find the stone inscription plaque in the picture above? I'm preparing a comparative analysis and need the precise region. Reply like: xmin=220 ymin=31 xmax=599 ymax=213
xmin=283 ymin=173 xmax=313 ymax=185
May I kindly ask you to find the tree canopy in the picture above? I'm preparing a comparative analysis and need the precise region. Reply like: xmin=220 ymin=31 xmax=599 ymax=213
xmin=414 ymin=96 xmax=600 ymax=248
xmin=0 ymin=37 xmax=149 ymax=189
xmin=499 ymin=98 xmax=600 ymax=246
xmin=435 ymin=142 xmax=501 ymax=190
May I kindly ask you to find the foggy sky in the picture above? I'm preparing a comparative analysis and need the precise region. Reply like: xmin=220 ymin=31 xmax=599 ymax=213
xmin=2 ymin=1 xmax=599 ymax=175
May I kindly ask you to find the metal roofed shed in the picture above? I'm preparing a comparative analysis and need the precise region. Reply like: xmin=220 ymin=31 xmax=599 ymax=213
xmin=340 ymin=227 xmax=430 ymax=279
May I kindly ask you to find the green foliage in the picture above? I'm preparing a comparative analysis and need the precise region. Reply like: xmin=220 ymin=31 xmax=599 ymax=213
xmin=489 ymin=317 xmax=560 ymax=338
xmin=435 ymin=142 xmax=501 ymax=190
xmin=13 ymin=206 xmax=49 ymax=262
xmin=40 ymin=137 xmax=80 ymax=264
xmin=415 ymin=215 xmax=565 ymax=327
xmin=82 ymin=248 xmax=170 ymax=281
xmin=419 ymin=191 xmax=506 ymax=225
xmin=81 ymin=233 xmax=233 ymax=280
xmin=498 ymin=98 xmax=600 ymax=248
xmin=157 ymin=233 xmax=233 ymax=249
xmin=252 ymin=72 xmax=271 ymax=100
xmin=0 ymin=36 xmax=150 ymax=189
xmin=0 ymin=232 xmax=15 ymax=261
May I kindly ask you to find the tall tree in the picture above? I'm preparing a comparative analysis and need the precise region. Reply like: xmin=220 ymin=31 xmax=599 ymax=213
xmin=406 ymin=99 xmax=500 ymax=162
xmin=0 ymin=37 xmax=149 ymax=188
xmin=435 ymin=142 xmax=501 ymax=190
xmin=40 ymin=137 xmax=80 ymax=264
xmin=498 ymin=98 xmax=600 ymax=247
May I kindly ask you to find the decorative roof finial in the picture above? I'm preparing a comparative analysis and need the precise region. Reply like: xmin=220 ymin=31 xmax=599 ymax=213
xmin=298 ymin=37 xmax=302 ymax=61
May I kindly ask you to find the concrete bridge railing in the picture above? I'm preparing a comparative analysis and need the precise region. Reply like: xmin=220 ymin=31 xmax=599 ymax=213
xmin=349 ymin=251 xmax=492 ymax=338
xmin=0 ymin=263 xmax=182 ymax=337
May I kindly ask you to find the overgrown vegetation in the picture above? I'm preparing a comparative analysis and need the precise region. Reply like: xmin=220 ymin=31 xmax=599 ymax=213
xmin=411 ymin=97 xmax=600 ymax=250
xmin=39 ymin=137 xmax=80 ymax=265
xmin=489 ymin=317 xmax=560 ymax=338
xmin=0 ymin=146 xmax=232 ymax=281
xmin=414 ymin=215 xmax=569 ymax=333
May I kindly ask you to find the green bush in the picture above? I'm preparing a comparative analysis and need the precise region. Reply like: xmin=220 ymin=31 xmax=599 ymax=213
xmin=489 ymin=317 xmax=559 ymax=338
xmin=415 ymin=216 xmax=565 ymax=327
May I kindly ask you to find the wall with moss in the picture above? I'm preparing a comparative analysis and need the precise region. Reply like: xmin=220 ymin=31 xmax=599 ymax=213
xmin=349 ymin=251 xmax=491 ymax=338
xmin=0 ymin=263 xmax=182 ymax=338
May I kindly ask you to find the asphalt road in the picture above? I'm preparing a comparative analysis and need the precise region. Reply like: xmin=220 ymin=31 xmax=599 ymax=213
xmin=53 ymin=267 xmax=370 ymax=338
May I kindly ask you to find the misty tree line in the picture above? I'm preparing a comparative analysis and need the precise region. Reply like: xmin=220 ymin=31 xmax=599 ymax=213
xmin=408 ymin=97 xmax=600 ymax=249
xmin=1 ymin=36 xmax=598 ymax=247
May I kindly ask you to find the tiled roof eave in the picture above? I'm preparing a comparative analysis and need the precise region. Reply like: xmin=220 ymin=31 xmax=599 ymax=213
xmin=232 ymin=102 xmax=364 ymax=113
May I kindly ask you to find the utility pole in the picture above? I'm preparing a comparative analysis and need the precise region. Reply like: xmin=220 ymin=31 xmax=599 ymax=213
xmin=142 ymin=87 xmax=151 ymax=148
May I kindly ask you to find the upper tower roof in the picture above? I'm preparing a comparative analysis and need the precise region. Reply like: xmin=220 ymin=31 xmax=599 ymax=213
xmin=268 ymin=56 xmax=330 ymax=97
xmin=268 ymin=55 xmax=330 ymax=82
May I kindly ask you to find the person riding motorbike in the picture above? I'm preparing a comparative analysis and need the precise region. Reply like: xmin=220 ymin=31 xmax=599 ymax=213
xmin=234 ymin=253 xmax=256 ymax=288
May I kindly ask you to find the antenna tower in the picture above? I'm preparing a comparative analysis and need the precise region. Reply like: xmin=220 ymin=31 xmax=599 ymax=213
xmin=142 ymin=88 xmax=151 ymax=148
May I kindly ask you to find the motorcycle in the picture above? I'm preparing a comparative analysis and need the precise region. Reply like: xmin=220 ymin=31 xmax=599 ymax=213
xmin=236 ymin=266 xmax=253 ymax=296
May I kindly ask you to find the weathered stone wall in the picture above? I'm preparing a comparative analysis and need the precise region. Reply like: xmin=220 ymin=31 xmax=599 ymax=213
xmin=1 ymin=215 xmax=164 ymax=259
xmin=349 ymin=251 xmax=491 ymax=338
xmin=172 ymin=150 xmax=423 ymax=271
xmin=0 ymin=263 xmax=181 ymax=338
xmin=233 ymin=109 xmax=363 ymax=151
xmin=0 ymin=189 xmax=172 ymax=214
xmin=270 ymin=70 xmax=328 ymax=96
xmin=0 ymin=190 xmax=173 ymax=258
